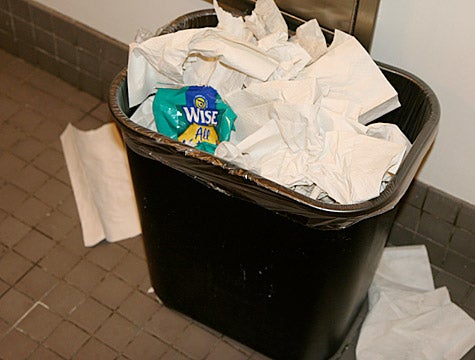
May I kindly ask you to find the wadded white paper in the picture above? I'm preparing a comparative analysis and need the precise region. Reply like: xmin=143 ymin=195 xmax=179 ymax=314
xmin=299 ymin=30 xmax=400 ymax=125
xmin=60 ymin=123 xmax=141 ymax=247
xmin=127 ymin=0 xmax=409 ymax=204
xmin=357 ymin=246 xmax=475 ymax=360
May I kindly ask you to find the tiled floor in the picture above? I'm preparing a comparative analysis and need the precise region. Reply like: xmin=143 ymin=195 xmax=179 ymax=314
xmin=0 ymin=48 xmax=274 ymax=360
xmin=0 ymin=47 xmax=472 ymax=360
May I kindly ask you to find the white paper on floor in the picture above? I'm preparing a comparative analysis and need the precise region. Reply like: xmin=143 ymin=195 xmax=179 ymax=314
xmin=60 ymin=123 xmax=141 ymax=247
xmin=357 ymin=245 xmax=475 ymax=360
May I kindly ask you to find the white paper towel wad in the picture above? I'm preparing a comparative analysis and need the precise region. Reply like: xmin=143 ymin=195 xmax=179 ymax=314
xmin=60 ymin=123 xmax=141 ymax=247
xmin=357 ymin=245 xmax=475 ymax=360
xmin=126 ymin=0 xmax=408 ymax=205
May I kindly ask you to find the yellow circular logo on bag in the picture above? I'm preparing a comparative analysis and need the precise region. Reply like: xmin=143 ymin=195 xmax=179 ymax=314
xmin=194 ymin=96 xmax=207 ymax=109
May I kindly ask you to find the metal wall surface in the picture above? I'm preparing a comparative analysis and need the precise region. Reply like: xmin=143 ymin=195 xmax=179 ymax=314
xmin=216 ymin=0 xmax=381 ymax=50
xmin=275 ymin=0 xmax=358 ymax=34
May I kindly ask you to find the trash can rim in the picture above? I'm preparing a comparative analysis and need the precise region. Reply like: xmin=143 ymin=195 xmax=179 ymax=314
xmin=108 ymin=6 xmax=439 ymax=224
xmin=108 ymin=64 xmax=438 ymax=221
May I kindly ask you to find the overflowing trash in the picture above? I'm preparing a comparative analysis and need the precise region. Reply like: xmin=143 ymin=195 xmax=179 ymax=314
xmin=106 ymin=3 xmax=443 ymax=358
xmin=126 ymin=0 xmax=410 ymax=204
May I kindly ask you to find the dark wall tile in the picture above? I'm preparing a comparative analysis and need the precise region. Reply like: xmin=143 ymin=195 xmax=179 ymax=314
xmin=0 ymin=10 xmax=13 ymax=33
xmin=387 ymin=223 xmax=415 ymax=246
xmin=456 ymin=202 xmax=475 ymax=234
xmin=9 ymin=0 xmax=30 ymax=21
xmin=414 ymin=233 xmax=446 ymax=268
xmin=464 ymin=287 xmax=475 ymax=312
xmin=0 ymin=0 xmax=10 ymax=12
xmin=1 ymin=0 xmax=120 ymax=104
xmin=76 ymin=24 xmax=103 ymax=55
xmin=101 ymin=60 xmax=122 ymax=100
xmin=56 ymin=38 xmax=77 ymax=65
xmin=100 ymin=61 xmax=123 ymax=86
xmin=0 ymin=29 xmax=17 ymax=54
xmin=78 ymin=49 xmax=100 ymax=76
xmin=434 ymin=269 xmax=471 ymax=306
xmin=430 ymin=265 xmax=440 ymax=280
xmin=35 ymin=28 xmax=55 ymax=55
xmin=418 ymin=211 xmax=453 ymax=245
xmin=423 ymin=187 xmax=461 ymax=224
xmin=52 ymin=14 xmax=77 ymax=45
xmin=17 ymin=39 xmax=37 ymax=64
xmin=394 ymin=202 xmax=420 ymax=230
xmin=79 ymin=71 xmax=102 ymax=99
xmin=450 ymin=228 xmax=475 ymax=257
xmin=102 ymin=40 xmax=128 ymax=66
xmin=36 ymin=49 xmax=59 ymax=76
xmin=58 ymin=59 xmax=80 ymax=86
xmin=443 ymin=250 xmax=475 ymax=283
xmin=30 ymin=4 xmax=53 ymax=32
xmin=403 ymin=180 xmax=428 ymax=209
xmin=12 ymin=17 xmax=34 ymax=42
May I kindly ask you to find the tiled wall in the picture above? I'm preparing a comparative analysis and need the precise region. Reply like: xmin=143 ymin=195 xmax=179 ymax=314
xmin=389 ymin=181 xmax=475 ymax=315
xmin=1 ymin=0 xmax=474 ymax=316
xmin=0 ymin=0 xmax=128 ymax=101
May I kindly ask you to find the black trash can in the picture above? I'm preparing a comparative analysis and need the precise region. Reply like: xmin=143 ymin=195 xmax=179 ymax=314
xmin=109 ymin=9 xmax=439 ymax=360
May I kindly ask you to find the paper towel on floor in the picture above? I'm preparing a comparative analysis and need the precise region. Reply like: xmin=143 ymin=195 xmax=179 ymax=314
xmin=60 ymin=123 xmax=141 ymax=247
xmin=126 ymin=0 xmax=408 ymax=204
xmin=357 ymin=245 xmax=475 ymax=360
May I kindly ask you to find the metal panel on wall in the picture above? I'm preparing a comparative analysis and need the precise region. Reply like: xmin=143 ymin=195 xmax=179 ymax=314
xmin=274 ymin=0 xmax=358 ymax=34
xmin=214 ymin=0 xmax=381 ymax=50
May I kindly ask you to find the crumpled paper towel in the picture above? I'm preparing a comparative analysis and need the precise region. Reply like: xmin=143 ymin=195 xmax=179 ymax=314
xmin=244 ymin=0 xmax=287 ymax=40
xmin=130 ymin=95 xmax=156 ymax=132
xmin=215 ymin=109 xmax=408 ymax=203
xmin=126 ymin=0 xmax=408 ymax=204
xmin=290 ymin=18 xmax=327 ymax=63
xmin=299 ymin=29 xmax=400 ymax=125
xmin=357 ymin=245 xmax=475 ymax=360
xmin=60 ymin=123 xmax=141 ymax=247
xmin=225 ymin=78 xmax=322 ymax=141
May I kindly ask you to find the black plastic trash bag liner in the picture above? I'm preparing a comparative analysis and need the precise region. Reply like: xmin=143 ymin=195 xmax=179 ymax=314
xmin=109 ymin=9 xmax=439 ymax=360
xmin=111 ymin=11 xmax=439 ymax=231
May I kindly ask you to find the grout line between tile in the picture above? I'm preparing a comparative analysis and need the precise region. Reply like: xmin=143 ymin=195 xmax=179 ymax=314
xmin=2 ymin=299 xmax=50 ymax=340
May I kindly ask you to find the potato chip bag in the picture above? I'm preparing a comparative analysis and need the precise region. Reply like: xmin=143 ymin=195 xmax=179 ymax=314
xmin=153 ymin=86 xmax=236 ymax=153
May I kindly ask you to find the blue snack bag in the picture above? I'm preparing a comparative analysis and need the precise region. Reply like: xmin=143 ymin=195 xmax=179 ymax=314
xmin=152 ymin=85 xmax=236 ymax=153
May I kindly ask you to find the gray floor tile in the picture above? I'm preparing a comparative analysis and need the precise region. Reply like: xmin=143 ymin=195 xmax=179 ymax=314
xmin=17 ymin=302 xmax=62 ymax=342
xmin=43 ymin=320 xmax=89 ymax=359
xmin=14 ymin=229 xmax=56 ymax=263
xmin=15 ymin=265 xmax=58 ymax=300
xmin=123 ymin=330 xmax=168 ymax=360
xmin=0 ymin=328 xmax=38 ymax=360
xmin=95 ymin=313 xmax=138 ymax=351
xmin=174 ymin=323 xmax=220 ymax=360
xmin=0 ymin=286 xmax=35 ymax=324
xmin=0 ymin=216 xmax=31 ymax=248
xmin=73 ymin=337 xmax=117 ymax=360
xmin=0 ymin=250 xmax=33 ymax=285
xmin=42 ymin=282 xmax=86 ymax=317
xmin=68 ymin=297 xmax=112 ymax=334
